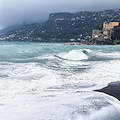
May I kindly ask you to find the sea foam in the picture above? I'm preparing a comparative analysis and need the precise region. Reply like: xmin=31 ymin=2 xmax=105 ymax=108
xmin=0 ymin=42 xmax=120 ymax=120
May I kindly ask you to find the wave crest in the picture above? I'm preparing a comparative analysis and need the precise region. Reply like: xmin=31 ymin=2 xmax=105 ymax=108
xmin=55 ymin=49 xmax=120 ymax=61
xmin=55 ymin=49 xmax=88 ymax=61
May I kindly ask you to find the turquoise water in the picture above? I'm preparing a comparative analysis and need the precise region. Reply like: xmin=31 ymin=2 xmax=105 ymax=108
xmin=0 ymin=41 xmax=120 ymax=120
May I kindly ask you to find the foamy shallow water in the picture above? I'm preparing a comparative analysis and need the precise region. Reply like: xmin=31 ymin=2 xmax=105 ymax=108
xmin=0 ymin=90 xmax=120 ymax=120
xmin=0 ymin=42 xmax=120 ymax=120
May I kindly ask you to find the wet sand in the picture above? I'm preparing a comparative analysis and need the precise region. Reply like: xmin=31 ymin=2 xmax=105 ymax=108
xmin=96 ymin=81 xmax=120 ymax=101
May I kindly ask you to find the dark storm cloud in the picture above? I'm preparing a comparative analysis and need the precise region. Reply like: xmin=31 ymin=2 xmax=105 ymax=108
xmin=0 ymin=0 xmax=120 ymax=28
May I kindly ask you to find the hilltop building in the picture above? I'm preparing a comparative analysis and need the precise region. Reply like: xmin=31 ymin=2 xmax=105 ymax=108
xmin=90 ymin=22 xmax=119 ymax=44
xmin=103 ymin=22 xmax=119 ymax=30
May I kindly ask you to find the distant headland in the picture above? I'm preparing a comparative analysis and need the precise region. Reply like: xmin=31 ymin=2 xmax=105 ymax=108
xmin=0 ymin=8 xmax=120 ymax=45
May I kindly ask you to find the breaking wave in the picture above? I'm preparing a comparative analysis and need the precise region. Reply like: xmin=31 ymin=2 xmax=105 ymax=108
xmin=54 ymin=49 xmax=120 ymax=62
xmin=0 ymin=42 xmax=120 ymax=120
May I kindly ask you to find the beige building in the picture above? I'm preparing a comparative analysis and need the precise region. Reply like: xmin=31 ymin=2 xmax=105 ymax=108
xmin=103 ymin=30 xmax=111 ymax=37
xmin=103 ymin=22 xmax=119 ymax=37
xmin=103 ymin=22 xmax=119 ymax=30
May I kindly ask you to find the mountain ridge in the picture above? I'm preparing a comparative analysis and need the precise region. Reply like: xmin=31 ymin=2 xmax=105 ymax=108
xmin=1 ymin=8 xmax=120 ymax=42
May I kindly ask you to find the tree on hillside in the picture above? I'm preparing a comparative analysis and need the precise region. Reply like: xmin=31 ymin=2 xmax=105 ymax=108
xmin=95 ymin=24 xmax=102 ymax=30
xmin=111 ymin=26 xmax=120 ymax=40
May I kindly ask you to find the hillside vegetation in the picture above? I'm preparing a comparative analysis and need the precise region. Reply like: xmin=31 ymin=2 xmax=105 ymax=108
xmin=1 ymin=8 xmax=120 ymax=42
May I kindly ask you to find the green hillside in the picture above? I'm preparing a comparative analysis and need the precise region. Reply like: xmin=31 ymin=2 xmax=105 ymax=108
xmin=1 ymin=8 xmax=120 ymax=42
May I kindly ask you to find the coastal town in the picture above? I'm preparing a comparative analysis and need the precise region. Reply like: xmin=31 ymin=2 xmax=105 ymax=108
xmin=89 ymin=22 xmax=120 ymax=44
xmin=65 ymin=21 xmax=120 ymax=45
xmin=89 ymin=22 xmax=120 ymax=45
xmin=0 ymin=21 xmax=120 ymax=45
xmin=0 ymin=8 xmax=120 ymax=44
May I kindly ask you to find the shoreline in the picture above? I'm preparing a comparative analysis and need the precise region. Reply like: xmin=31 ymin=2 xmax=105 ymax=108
xmin=95 ymin=81 xmax=120 ymax=101
xmin=64 ymin=42 xmax=120 ymax=45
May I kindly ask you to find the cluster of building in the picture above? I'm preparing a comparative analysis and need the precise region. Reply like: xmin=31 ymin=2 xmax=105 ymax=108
xmin=90 ymin=22 xmax=119 ymax=44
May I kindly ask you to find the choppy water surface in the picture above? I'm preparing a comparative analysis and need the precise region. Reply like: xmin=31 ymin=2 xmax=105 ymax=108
xmin=0 ymin=41 xmax=120 ymax=120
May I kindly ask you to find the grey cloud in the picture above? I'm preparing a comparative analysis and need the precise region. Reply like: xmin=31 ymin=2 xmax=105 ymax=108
xmin=0 ymin=0 xmax=120 ymax=28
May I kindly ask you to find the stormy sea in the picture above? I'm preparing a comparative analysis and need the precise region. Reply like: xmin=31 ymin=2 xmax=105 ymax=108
xmin=0 ymin=41 xmax=120 ymax=120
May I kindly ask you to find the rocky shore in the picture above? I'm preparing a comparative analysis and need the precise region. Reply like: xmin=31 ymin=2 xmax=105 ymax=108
xmin=64 ymin=42 xmax=88 ymax=45
xmin=96 ymin=81 xmax=120 ymax=101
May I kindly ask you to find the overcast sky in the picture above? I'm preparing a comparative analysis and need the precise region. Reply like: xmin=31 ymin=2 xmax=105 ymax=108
xmin=0 ymin=0 xmax=120 ymax=29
